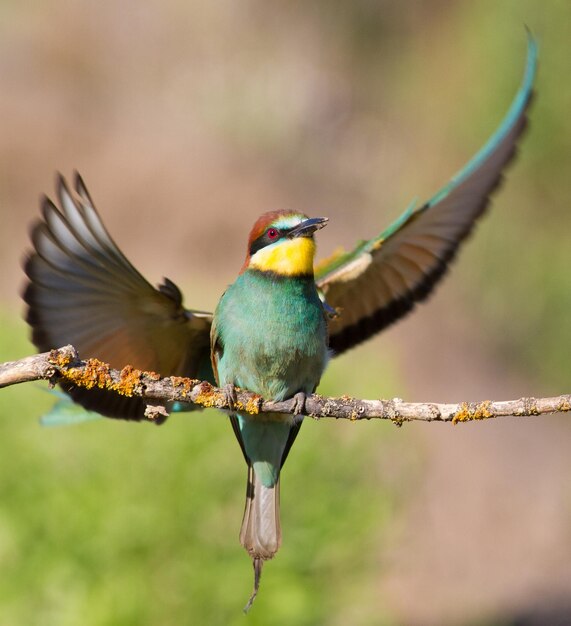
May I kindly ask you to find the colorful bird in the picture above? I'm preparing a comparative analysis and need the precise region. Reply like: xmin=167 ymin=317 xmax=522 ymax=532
xmin=23 ymin=36 xmax=537 ymax=609
xmin=211 ymin=211 xmax=329 ymax=607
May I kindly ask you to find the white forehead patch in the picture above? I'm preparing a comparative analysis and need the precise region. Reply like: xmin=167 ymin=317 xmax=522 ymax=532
xmin=273 ymin=214 xmax=306 ymax=231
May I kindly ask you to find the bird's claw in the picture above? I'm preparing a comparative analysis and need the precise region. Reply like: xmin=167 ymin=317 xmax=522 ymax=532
xmin=291 ymin=392 xmax=307 ymax=416
xmin=223 ymin=383 xmax=238 ymax=411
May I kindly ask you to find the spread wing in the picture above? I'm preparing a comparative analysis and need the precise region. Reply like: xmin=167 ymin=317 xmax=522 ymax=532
xmin=24 ymin=172 xmax=214 ymax=421
xmin=316 ymin=34 xmax=537 ymax=356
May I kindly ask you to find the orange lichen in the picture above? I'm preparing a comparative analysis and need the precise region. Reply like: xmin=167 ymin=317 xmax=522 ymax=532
xmin=476 ymin=401 xmax=494 ymax=419
xmin=49 ymin=348 xmax=74 ymax=368
xmin=237 ymin=395 xmax=261 ymax=415
xmin=50 ymin=351 xmax=262 ymax=415
xmin=452 ymin=400 xmax=494 ymax=424
xmin=116 ymin=365 xmax=143 ymax=396
xmin=193 ymin=382 xmax=223 ymax=409
xmin=452 ymin=402 xmax=470 ymax=424
xmin=56 ymin=357 xmax=144 ymax=397
xmin=59 ymin=358 xmax=110 ymax=389
xmin=170 ymin=376 xmax=193 ymax=398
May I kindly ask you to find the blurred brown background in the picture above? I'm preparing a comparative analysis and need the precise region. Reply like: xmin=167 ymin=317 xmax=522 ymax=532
xmin=1 ymin=1 xmax=571 ymax=624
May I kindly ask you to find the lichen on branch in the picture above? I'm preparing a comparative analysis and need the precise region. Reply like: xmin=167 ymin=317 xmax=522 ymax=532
xmin=0 ymin=345 xmax=570 ymax=425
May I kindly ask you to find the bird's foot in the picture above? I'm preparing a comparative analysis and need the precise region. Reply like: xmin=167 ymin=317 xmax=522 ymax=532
xmin=223 ymin=383 xmax=237 ymax=411
xmin=291 ymin=391 xmax=307 ymax=416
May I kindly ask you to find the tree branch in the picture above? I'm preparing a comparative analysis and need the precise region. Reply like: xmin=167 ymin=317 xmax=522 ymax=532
xmin=1 ymin=346 xmax=569 ymax=425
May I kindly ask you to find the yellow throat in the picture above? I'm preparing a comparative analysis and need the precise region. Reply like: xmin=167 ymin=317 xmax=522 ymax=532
xmin=249 ymin=237 xmax=315 ymax=276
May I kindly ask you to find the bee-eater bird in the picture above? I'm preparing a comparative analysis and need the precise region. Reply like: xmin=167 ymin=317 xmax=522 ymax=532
xmin=23 ymin=36 xmax=536 ymax=608
xmin=211 ymin=211 xmax=329 ymax=606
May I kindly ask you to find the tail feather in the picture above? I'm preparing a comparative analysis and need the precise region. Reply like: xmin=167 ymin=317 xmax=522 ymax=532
xmin=240 ymin=464 xmax=281 ymax=612
xmin=243 ymin=558 xmax=263 ymax=614
xmin=240 ymin=464 xmax=281 ymax=558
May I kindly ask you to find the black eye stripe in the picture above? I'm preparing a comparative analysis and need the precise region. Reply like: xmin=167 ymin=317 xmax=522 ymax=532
xmin=249 ymin=226 xmax=293 ymax=256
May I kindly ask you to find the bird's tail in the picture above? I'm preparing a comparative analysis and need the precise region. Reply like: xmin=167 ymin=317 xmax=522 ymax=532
xmin=240 ymin=464 xmax=281 ymax=612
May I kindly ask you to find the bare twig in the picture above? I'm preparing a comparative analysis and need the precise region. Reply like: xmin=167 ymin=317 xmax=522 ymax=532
xmin=1 ymin=345 xmax=570 ymax=425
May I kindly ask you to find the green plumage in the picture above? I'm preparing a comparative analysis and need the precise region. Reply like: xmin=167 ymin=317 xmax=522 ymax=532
xmin=213 ymin=269 xmax=328 ymax=487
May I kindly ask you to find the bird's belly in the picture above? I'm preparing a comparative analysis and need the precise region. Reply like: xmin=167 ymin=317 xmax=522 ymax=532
xmin=218 ymin=318 xmax=327 ymax=403
xmin=215 ymin=272 xmax=328 ymax=408
xmin=236 ymin=342 xmax=324 ymax=401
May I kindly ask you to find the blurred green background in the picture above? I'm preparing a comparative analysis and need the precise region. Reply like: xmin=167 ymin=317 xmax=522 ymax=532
xmin=1 ymin=2 xmax=571 ymax=625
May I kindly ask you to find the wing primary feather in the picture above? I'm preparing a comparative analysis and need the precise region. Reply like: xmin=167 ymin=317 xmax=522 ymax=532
xmin=320 ymin=34 xmax=537 ymax=355
xmin=24 ymin=173 xmax=214 ymax=421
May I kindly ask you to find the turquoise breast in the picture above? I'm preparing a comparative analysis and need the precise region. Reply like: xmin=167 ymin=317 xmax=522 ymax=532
xmin=214 ymin=270 xmax=329 ymax=402
xmin=213 ymin=269 xmax=329 ymax=486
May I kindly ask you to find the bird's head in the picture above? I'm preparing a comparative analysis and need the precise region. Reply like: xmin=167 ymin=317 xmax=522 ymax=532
xmin=242 ymin=210 xmax=328 ymax=277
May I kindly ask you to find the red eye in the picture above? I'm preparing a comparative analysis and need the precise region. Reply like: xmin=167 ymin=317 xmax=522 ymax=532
xmin=267 ymin=228 xmax=279 ymax=240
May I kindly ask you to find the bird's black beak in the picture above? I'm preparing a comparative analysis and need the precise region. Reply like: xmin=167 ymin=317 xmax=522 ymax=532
xmin=288 ymin=217 xmax=328 ymax=238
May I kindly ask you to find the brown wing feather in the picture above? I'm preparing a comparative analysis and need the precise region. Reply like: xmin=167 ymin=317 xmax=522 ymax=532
xmin=24 ymin=172 xmax=212 ymax=421
xmin=318 ymin=38 xmax=536 ymax=356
